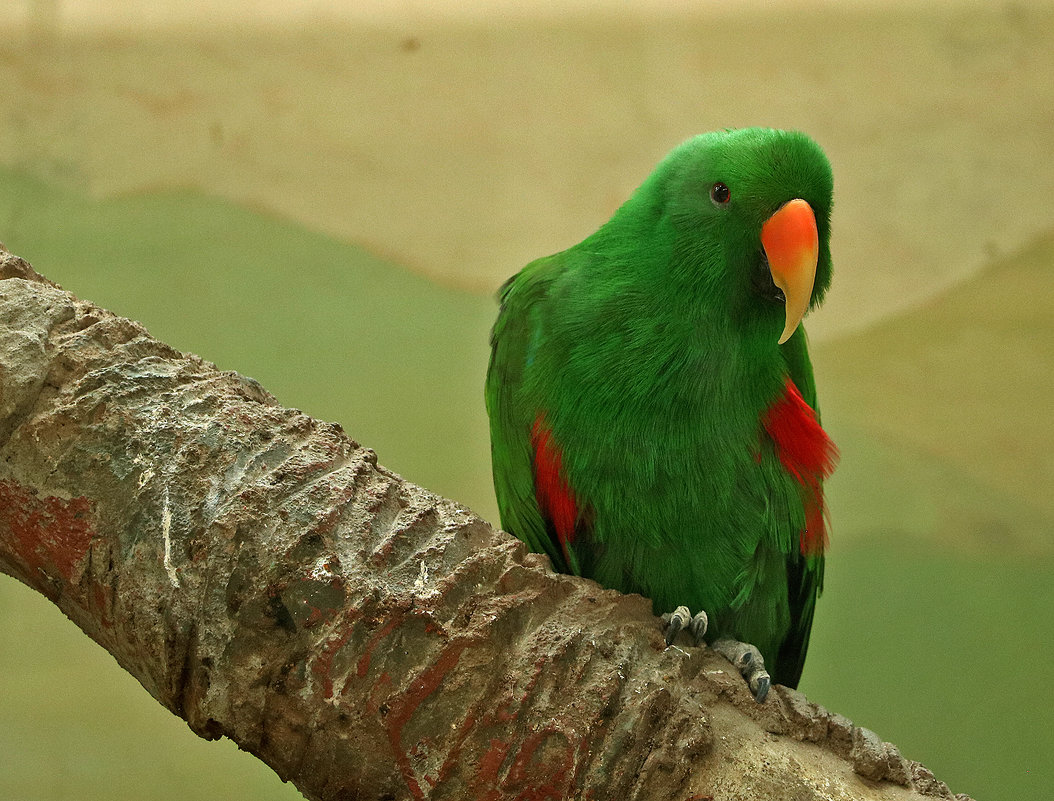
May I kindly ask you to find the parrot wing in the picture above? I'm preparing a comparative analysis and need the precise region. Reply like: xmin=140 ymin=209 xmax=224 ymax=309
xmin=486 ymin=254 xmax=582 ymax=575
xmin=774 ymin=326 xmax=828 ymax=688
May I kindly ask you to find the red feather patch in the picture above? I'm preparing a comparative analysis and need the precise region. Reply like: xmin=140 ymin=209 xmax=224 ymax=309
xmin=531 ymin=417 xmax=580 ymax=561
xmin=762 ymin=378 xmax=839 ymax=557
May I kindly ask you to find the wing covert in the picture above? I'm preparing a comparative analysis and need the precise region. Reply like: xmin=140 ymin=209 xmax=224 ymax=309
xmin=485 ymin=256 xmax=579 ymax=574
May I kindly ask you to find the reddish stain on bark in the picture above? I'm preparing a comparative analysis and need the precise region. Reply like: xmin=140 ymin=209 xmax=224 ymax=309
xmin=494 ymin=701 xmax=517 ymax=723
xmin=384 ymin=640 xmax=469 ymax=800
xmin=505 ymin=728 xmax=576 ymax=801
xmin=311 ymin=624 xmax=355 ymax=699
xmin=356 ymin=615 xmax=401 ymax=679
xmin=477 ymin=737 xmax=512 ymax=787
xmin=439 ymin=650 xmax=593 ymax=797
xmin=366 ymin=671 xmax=393 ymax=716
xmin=0 ymin=479 xmax=96 ymax=588
xmin=433 ymin=711 xmax=481 ymax=789
xmin=433 ymin=698 xmax=522 ymax=794
xmin=91 ymin=582 xmax=114 ymax=629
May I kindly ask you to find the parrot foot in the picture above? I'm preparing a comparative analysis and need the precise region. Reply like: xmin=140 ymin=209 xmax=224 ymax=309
xmin=711 ymin=639 xmax=771 ymax=703
xmin=661 ymin=605 xmax=709 ymax=646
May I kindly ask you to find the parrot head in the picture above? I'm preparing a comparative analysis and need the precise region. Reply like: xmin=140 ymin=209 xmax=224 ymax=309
xmin=652 ymin=128 xmax=834 ymax=344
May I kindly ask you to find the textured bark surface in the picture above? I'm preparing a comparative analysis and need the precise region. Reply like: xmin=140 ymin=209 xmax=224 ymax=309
xmin=0 ymin=246 xmax=972 ymax=801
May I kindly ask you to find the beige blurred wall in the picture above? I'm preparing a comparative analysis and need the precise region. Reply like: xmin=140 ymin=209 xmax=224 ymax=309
xmin=3 ymin=0 xmax=1053 ymax=340
xmin=11 ymin=0 xmax=1021 ymax=27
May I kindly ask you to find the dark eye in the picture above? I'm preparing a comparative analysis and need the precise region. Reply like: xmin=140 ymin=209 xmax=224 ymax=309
xmin=710 ymin=182 xmax=731 ymax=206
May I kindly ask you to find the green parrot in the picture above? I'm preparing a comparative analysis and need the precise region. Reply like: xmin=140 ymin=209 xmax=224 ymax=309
xmin=485 ymin=128 xmax=837 ymax=702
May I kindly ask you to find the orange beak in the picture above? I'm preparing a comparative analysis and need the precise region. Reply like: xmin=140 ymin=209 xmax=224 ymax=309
xmin=760 ymin=198 xmax=819 ymax=344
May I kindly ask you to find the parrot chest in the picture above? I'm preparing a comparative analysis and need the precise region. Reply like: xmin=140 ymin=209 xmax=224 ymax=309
xmin=551 ymin=373 xmax=832 ymax=560
xmin=527 ymin=312 xmax=834 ymax=601
xmin=555 ymin=391 xmax=828 ymax=631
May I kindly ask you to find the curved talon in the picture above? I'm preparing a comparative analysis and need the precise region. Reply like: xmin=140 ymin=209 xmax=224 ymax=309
xmin=662 ymin=606 xmax=709 ymax=647
xmin=751 ymin=674 xmax=771 ymax=704
xmin=662 ymin=605 xmax=692 ymax=646
xmin=687 ymin=610 xmax=708 ymax=643
xmin=712 ymin=639 xmax=772 ymax=703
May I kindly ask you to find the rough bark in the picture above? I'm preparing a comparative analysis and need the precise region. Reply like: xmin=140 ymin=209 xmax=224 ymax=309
xmin=0 ymin=246 xmax=971 ymax=801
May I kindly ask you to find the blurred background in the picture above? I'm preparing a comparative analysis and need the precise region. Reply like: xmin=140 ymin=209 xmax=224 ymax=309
xmin=1 ymin=1 xmax=1052 ymax=799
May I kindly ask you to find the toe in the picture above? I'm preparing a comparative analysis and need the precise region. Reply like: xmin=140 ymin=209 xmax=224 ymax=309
xmin=712 ymin=639 xmax=772 ymax=704
xmin=751 ymin=673 xmax=771 ymax=704
xmin=688 ymin=610 xmax=708 ymax=644
xmin=662 ymin=605 xmax=692 ymax=646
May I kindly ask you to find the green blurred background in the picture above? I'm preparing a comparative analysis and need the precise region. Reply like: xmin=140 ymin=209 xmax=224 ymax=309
xmin=1 ymin=3 xmax=1052 ymax=799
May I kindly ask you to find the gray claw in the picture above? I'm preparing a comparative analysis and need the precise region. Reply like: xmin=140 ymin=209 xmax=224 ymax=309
xmin=662 ymin=606 xmax=709 ymax=647
xmin=662 ymin=605 xmax=692 ymax=646
xmin=712 ymin=639 xmax=772 ymax=703
xmin=752 ymin=673 xmax=771 ymax=704
xmin=687 ymin=610 xmax=708 ymax=643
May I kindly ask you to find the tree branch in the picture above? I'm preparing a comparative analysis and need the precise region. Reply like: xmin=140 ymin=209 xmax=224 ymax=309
xmin=0 ymin=246 xmax=969 ymax=801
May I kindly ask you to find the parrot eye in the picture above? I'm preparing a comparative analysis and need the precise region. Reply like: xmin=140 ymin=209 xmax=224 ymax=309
xmin=710 ymin=182 xmax=731 ymax=206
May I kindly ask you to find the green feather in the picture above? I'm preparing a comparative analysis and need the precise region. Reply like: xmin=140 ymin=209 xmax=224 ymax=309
xmin=486 ymin=128 xmax=834 ymax=687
